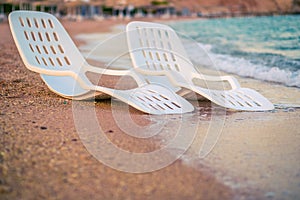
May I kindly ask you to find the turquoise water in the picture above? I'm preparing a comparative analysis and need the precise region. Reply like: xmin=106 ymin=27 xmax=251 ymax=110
xmin=170 ymin=15 xmax=300 ymax=87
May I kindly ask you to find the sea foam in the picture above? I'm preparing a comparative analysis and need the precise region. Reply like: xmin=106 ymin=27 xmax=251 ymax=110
xmin=187 ymin=42 xmax=300 ymax=88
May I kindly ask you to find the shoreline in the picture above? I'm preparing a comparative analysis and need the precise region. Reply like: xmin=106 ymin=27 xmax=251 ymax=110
xmin=1 ymin=17 xmax=300 ymax=200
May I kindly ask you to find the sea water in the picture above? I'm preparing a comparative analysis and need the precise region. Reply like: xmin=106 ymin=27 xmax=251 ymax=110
xmin=169 ymin=15 xmax=300 ymax=88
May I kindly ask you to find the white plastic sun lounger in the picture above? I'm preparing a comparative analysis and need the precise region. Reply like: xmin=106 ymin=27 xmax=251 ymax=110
xmin=9 ymin=11 xmax=194 ymax=114
xmin=126 ymin=21 xmax=274 ymax=111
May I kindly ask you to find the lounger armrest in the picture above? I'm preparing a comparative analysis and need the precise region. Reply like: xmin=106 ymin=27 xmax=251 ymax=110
xmin=191 ymin=72 xmax=241 ymax=89
xmin=84 ymin=64 xmax=145 ymax=86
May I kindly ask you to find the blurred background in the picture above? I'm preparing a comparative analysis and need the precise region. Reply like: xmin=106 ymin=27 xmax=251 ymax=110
xmin=0 ymin=0 xmax=300 ymax=22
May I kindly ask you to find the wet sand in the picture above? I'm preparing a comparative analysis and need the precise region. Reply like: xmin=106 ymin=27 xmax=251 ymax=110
xmin=1 ymin=17 xmax=300 ymax=200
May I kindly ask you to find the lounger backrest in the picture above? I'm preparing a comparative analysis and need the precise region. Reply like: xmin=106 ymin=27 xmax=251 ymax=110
xmin=127 ymin=21 xmax=195 ymax=76
xmin=9 ymin=11 xmax=85 ymax=73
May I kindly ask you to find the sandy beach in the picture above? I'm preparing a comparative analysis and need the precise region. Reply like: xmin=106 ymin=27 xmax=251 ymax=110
xmin=1 ymin=16 xmax=300 ymax=200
